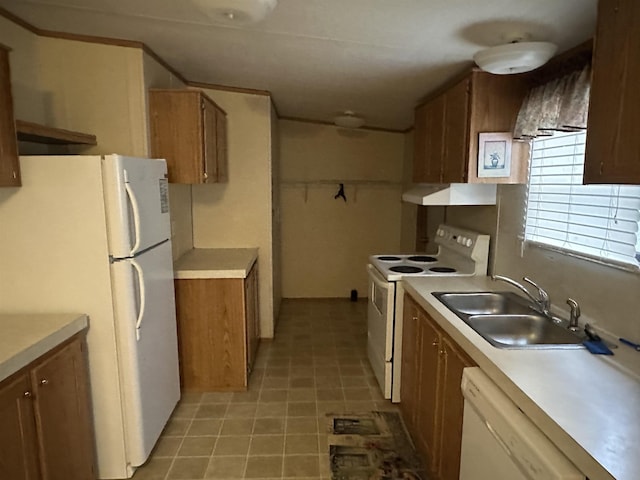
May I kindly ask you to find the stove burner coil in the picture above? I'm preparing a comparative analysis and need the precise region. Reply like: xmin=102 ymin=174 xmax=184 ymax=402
xmin=389 ymin=266 xmax=424 ymax=274
xmin=378 ymin=256 xmax=402 ymax=261
xmin=408 ymin=256 xmax=437 ymax=263
xmin=429 ymin=267 xmax=457 ymax=273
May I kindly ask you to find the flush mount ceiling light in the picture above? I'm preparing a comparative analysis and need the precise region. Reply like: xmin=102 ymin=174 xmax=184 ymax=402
xmin=334 ymin=111 xmax=366 ymax=129
xmin=473 ymin=35 xmax=558 ymax=75
xmin=193 ymin=0 xmax=278 ymax=26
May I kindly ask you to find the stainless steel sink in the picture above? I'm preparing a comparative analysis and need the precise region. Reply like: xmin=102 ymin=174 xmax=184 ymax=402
xmin=435 ymin=291 xmax=532 ymax=315
xmin=433 ymin=291 xmax=584 ymax=349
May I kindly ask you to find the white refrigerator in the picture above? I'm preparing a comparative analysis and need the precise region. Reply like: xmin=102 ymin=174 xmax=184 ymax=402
xmin=0 ymin=155 xmax=181 ymax=478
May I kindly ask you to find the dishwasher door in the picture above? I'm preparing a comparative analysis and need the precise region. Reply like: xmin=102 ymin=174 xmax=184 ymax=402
xmin=460 ymin=368 xmax=585 ymax=480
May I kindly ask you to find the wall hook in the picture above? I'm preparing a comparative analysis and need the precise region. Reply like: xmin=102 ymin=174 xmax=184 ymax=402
xmin=334 ymin=183 xmax=347 ymax=202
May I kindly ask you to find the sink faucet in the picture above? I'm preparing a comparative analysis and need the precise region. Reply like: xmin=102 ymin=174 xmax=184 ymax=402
xmin=491 ymin=275 xmax=551 ymax=316
xmin=566 ymin=298 xmax=581 ymax=332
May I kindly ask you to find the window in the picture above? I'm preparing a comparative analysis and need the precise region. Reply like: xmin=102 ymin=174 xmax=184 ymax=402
xmin=524 ymin=131 xmax=640 ymax=270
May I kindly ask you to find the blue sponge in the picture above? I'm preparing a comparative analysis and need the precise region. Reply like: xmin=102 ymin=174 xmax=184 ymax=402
xmin=583 ymin=340 xmax=614 ymax=355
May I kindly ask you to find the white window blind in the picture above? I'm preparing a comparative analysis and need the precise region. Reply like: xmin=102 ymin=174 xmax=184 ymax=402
xmin=525 ymin=131 xmax=640 ymax=269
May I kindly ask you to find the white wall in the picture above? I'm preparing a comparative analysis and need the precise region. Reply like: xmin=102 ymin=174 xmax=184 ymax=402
xmin=190 ymin=89 xmax=276 ymax=338
xmin=279 ymin=120 xmax=405 ymax=298
xmin=1 ymin=16 xmax=148 ymax=158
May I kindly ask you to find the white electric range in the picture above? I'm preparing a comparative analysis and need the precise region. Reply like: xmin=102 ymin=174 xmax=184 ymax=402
xmin=367 ymin=224 xmax=490 ymax=401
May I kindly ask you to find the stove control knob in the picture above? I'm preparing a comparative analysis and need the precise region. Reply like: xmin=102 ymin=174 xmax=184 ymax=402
xmin=466 ymin=239 xmax=473 ymax=247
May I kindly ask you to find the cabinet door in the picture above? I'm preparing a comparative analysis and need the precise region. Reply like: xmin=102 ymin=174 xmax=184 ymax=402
xmin=215 ymin=107 xmax=228 ymax=182
xmin=584 ymin=0 xmax=640 ymax=184
xmin=399 ymin=296 xmax=419 ymax=433
xmin=149 ymin=90 xmax=204 ymax=184
xmin=436 ymin=336 xmax=474 ymax=480
xmin=175 ymin=278 xmax=247 ymax=391
xmin=245 ymin=264 xmax=260 ymax=373
xmin=442 ymin=77 xmax=470 ymax=183
xmin=414 ymin=310 xmax=442 ymax=472
xmin=0 ymin=47 xmax=20 ymax=187
xmin=0 ymin=372 xmax=39 ymax=480
xmin=202 ymin=97 xmax=218 ymax=183
xmin=31 ymin=337 xmax=95 ymax=480
xmin=413 ymin=96 xmax=445 ymax=183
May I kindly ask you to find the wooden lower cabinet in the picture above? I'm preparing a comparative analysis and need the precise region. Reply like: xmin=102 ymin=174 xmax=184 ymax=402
xmin=0 ymin=334 xmax=95 ymax=480
xmin=0 ymin=372 xmax=40 ymax=479
xmin=400 ymin=294 xmax=475 ymax=480
xmin=399 ymin=297 xmax=419 ymax=430
xmin=175 ymin=263 xmax=260 ymax=391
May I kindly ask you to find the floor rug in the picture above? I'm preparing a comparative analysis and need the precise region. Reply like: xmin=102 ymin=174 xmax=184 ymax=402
xmin=326 ymin=411 xmax=427 ymax=480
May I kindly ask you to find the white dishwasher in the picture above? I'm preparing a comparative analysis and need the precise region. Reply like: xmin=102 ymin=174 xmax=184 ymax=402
xmin=460 ymin=368 xmax=586 ymax=480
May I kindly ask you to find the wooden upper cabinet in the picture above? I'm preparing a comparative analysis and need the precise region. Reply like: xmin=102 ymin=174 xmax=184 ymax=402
xmin=414 ymin=96 xmax=445 ymax=183
xmin=0 ymin=46 xmax=20 ymax=187
xmin=442 ymin=77 xmax=470 ymax=183
xmin=413 ymin=70 xmax=529 ymax=184
xmin=584 ymin=0 xmax=640 ymax=184
xmin=149 ymin=89 xmax=228 ymax=184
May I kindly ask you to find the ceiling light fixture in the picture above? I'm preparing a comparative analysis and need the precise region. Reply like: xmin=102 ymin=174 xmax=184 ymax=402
xmin=334 ymin=111 xmax=366 ymax=129
xmin=473 ymin=35 xmax=557 ymax=75
xmin=193 ymin=0 xmax=278 ymax=26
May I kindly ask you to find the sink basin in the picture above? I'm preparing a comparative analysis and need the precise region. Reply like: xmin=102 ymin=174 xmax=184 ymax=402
xmin=433 ymin=291 xmax=584 ymax=349
xmin=466 ymin=314 xmax=584 ymax=349
xmin=435 ymin=291 xmax=532 ymax=315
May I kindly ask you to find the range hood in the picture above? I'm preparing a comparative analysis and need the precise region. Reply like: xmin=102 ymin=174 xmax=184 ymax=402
xmin=402 ymin=183 xmax=497 ymax=206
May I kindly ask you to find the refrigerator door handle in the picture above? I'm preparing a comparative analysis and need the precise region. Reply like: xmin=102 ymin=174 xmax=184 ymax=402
xmin=130 ymin=259 xmax=146 ymax=341
xmin=125 ymin=180 xmax=142 ymax=256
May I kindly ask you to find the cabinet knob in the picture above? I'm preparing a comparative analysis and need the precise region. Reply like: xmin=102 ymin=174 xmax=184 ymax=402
xmin=40 ymin=379 xmax=49 ymax=386
xmin=24 ymin=391 xmax=32 ymax=398
xmin=203 ymin=172 xmax=209 ymax=180
xmin=412 ymin=316 xmax=418 ymax=322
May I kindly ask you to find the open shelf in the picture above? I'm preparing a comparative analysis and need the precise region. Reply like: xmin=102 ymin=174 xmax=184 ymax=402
xmin=15 ymin=120 xmax=97 ymax=145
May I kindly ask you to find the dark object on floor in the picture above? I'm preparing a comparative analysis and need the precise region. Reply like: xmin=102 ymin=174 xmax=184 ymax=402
xmin=334 ymin=417 xmax=380 ymax=435
xmin=350 ymin=289 xmax=358 ymax=301
xmin=328 ymin=411 xmax=427 ymax=480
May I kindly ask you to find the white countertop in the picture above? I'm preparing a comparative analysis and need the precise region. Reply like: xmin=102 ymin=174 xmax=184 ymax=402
xmin=402 ymin=276 xmax=640 ymax=480
xmin=0 ymin=313 xmax=88 ymax=382
xmin=173 ymin=248 xmax=258 ymax=279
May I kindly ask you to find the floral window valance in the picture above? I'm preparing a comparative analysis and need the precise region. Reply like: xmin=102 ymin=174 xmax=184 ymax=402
xmin=513 ymin=64 xmax=591 ymax=139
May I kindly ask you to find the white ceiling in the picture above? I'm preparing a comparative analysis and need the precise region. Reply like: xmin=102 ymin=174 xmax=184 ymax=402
xmin=1 ymin=0 xmax=597 ymax=130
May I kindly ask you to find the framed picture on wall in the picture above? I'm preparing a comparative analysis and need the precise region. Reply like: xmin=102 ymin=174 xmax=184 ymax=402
xmin=478 ymin=132 xmax=512 ymax=178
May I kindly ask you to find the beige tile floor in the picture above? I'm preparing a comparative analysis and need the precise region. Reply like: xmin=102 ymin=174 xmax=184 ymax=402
xmin=133 ymin=298 xmax=397 ymax=480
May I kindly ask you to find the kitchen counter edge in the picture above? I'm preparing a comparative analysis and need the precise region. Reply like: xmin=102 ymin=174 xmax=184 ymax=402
xmin=402 ymin=275 xmax=638 ymax=480
xmin=173 ymin=248 xmax=258 ymax=279
xmin=0 ymin=313 xmax=89 ymax=383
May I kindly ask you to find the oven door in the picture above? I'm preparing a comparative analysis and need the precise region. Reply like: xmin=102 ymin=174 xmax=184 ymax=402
xmin=367 ymin=264 xmax=395 ymax=399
